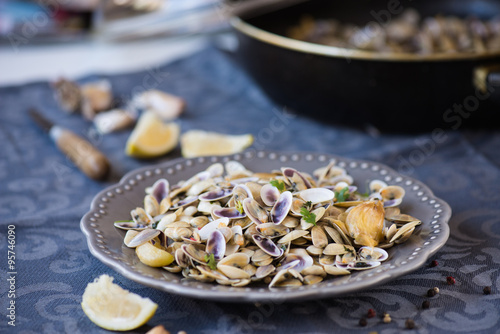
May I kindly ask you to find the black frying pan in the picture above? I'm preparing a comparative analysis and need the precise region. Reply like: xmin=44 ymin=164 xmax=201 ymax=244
xmin=230 ymin=0 xmax=500 ymax=132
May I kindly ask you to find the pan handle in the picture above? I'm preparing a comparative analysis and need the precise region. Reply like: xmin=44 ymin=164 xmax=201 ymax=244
xmin=473 ymin=65 xmax=500 ymax=105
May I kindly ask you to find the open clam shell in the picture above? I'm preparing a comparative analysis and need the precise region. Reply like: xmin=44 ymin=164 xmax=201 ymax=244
xmin=206 ymin=230 xmax=226 ymax=260
xmin=126 ymin=229 xmax=161 ymax=248
xmin=252 ymin=234 xmax=283 ymax=257
xmin=199 ymin=188 xmax=233 ymax=201
xmin=256 ymin=223 xmax=289 ymax=238
xmin=299 ymin=188 xmax=335 ymax=204
xmin=270 ymin=191 xmax=292 ymax=224
xmin=260 ymin=183 xmax=281 ymax=206
xmin=212 ymin=207 xmax=246 ymax=219
xmin=243 ymin=198 xmax=268 ymax=225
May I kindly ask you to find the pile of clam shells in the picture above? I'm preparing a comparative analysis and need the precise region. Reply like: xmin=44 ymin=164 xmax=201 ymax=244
xmin=115 ymin=161 xmax=421 ymax=288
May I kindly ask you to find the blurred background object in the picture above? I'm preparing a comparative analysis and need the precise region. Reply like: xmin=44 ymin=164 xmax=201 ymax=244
xmin=0 ymin=0 xmax=233 ymax=43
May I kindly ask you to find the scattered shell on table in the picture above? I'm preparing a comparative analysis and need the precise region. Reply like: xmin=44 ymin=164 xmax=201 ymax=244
xmin=53 ymin=78 xmax=82 ymax=113
xmin=81 ymin=80 xmax=113 ymax=120
xmin=115 ymin=161 xmax=421 ymax=288
xmin=93 ymin=109 xmax=136 ymax=134
xmin=131 ymin=89 xmax=185 ymax=121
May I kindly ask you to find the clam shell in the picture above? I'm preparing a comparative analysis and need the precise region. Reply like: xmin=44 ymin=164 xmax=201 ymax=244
xmin=126 ymin=229 xmax=161 ymax=248
xmin=303 ymin=275 xmax=323 ymax=285
xmin=323 ymin=243 xmax=355 ymax=256
xmin=380 ymin=185 xmax=405 ymax=201
xmin=323 ymin=265 xmax=351 ymax=276
xmin=260 ymin=183 xmax=280 ymax=206
xmin=197 ymin=265 xmax=228 ymax=280
xmin=300 ymin=188 xmax=335 ymax=204
xmin=123 ymin=230 xmax=139 ymax=247
xmin=181 ymin=244 xmax=208 ymax=265
xmin=323 ymin=225 xmax=345 ymax=245
xmin=114 ymin=222 xmax=148 ymax=230
xmin=131 ymin=207 xmax=154 ymax=226
xmin=282 ymin=167 xmax=312 ymax=190
xmin=389 ymin=221 xmax=421 ymax=244
xmin=197 ymin=217 xmax=229 ymax=241
xmin=270 ymin=191 xmax=293 ymax=224
xmin=277 ymin=230 xmax=309 ymax=244
xmin=254 ymin=264 xmax=275 ymax=279
xmin=206 ymin=163 xmax=224 ymax=178
xmin=144 ymin=194 xmax=159 ymax=217
xmin=369 ymin=180 xmax=387 ymax=194
xmin=311 ymin=225 xmax=328 ymax=248
xmin=206 ymin=230 xmax=226 ymax=260
xmin=212 ymin=207 xmax=246 ymax=219
xmin=290 ymin=197 xmax=307 ymax=216
xmin=306 ymin=245 xmax=324 ymax=256
xmin=301 ymin=265 xmax=326 ymax=277
xmin=186 ymin=180 xmax=214 ymax=196
xmin=199 ymin=188 xmax=233 ymax=201
xmin=243 ymin=198 xmax=268 ymax=225
xmin=256 ymin=223 xmax=289 ymax=238
xmin=251 ymin=249 xmax=272 ymax=263
xmin=151 ymin=179 xmax=169 ymax=204
xmin=279 ymin=253 xmax=314 ymax=273
xmin=225 ymin=160 xmax=252 ymax=177
xmin=300 ymin=207 xmax=325 ymax=230
xmin=252 ymin=234 xmax=283 ymax=257
xmin=348 ymin=261 xmax=381 ymax=271
xmin=170 ymin=196 xmax=198 ymax=210
xmin=359 ymin=246 xmax=389 ymax=262
xmin=175 ymin=248 xmax=190 ymax=268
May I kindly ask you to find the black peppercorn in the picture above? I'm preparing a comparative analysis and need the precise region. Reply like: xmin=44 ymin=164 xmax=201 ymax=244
xmin=359 ymin=318 xmax=367 ymax=327
xmin=405 ymin=318 xmax=415 ymax=329
xmin=422 ymin=300 xmax=430 ymax=309
xmin=427 ymin=288 xmax=436 ymax=297
xmin=484 ymin=286 xmax=492 ymax=295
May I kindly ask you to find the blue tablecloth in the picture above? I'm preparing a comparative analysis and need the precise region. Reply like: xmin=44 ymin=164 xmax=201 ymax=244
xmin=1 ymin=46 xmax=500 ymax=333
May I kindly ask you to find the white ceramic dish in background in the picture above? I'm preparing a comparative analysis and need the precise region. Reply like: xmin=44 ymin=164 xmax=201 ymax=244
xmin=81 ymin=151 xmax=451 ymax=302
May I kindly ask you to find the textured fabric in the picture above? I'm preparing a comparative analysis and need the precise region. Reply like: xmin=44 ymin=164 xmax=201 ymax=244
xmin=1 ymin=46 xmax=500 ymax=334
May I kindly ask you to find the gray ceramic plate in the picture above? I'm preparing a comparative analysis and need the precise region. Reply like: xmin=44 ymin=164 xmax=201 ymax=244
xmin=81 ymin=151 xmax=451 ymax=302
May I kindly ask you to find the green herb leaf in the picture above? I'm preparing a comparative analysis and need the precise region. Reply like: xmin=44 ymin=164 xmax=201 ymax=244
xmin=204 ymin=253 xmax=217 ymax=270
xmin=114 ymin=220 xmax=134 ymax=223
xmin=270 ymin=180 xmax=286 ymax=193
xmin=334 ymin=187 xmax=350 ymax=203
xmin=151 ymin=221 xmax=158 ymax=229
xmin=236 ymin=200 xmax=244 ymax=214
xmin=300 ymin=207 xmax=317 ymax=226
xmin=302 ymin=201 xmax=312 ymax=210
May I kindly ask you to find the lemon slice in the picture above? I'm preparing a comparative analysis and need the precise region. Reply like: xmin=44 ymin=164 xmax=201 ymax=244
xmin=81 ymin=275 xmax=158 ymax=331
xmin=126 ymin=111 xmax=180 ymax=158
xmin=180 ymin=130 xmax=253 ymax=158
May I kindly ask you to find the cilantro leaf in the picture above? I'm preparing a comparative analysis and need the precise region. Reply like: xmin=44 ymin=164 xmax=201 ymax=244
xmin=334 ymin=187 xmax=350 ymax=203
xmin=204 ymin=253 xmax=217 ymax=270
xmin=235 ymin=200 xmax=244 ymax=214
xmin=270 ymin=180 xmax=286 ymax=193
xmin=300 ymin=207 xmax=317 ymax=226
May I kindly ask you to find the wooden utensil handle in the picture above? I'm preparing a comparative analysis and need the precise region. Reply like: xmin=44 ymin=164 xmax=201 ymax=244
xmin=50 ymin=126 xmax=110 ymax=180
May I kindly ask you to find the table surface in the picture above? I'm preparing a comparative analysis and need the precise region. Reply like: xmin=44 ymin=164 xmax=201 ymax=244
xmin=1 ymin=43 xmax=500 ymax=334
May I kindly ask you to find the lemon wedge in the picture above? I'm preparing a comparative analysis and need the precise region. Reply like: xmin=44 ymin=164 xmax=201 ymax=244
xmin=180 ymin=130 xmax=253 ymax=158
xmin=81 ymin=274 xmax=158 ymax=331
xmin=126 ymin=111 xmax=180 ymax=158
